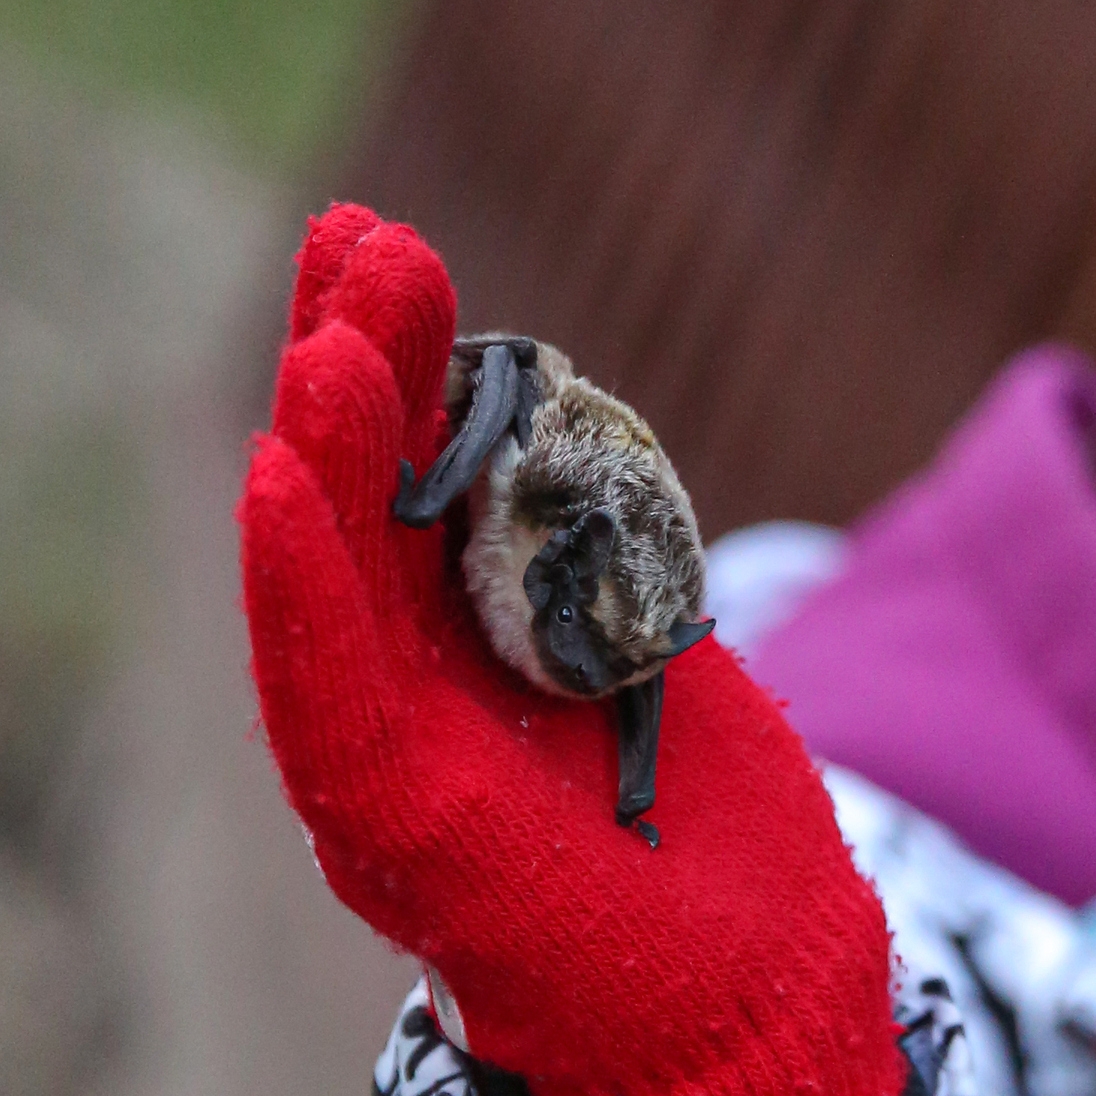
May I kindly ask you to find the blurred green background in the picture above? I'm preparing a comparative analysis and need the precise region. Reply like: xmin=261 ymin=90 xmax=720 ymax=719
xmin=1 ymin=0 xmax=401 ymax=174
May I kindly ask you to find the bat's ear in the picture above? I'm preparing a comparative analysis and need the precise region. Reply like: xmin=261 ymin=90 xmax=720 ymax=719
xmin=665 ymin=618 xmax=716 ymax=658
xmin=523 ymin=529 xmax=569 ymax=610
xmin=523 ymin=510 xmax=614 ymax=611
xmin=570 ymin=508 xmax=615 ymax=580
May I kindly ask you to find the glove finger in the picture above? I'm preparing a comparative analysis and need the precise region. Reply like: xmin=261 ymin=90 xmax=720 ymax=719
xmin=272 ymin=320 xmax=407 ymax=591
xmin=240 ymin=434 xmax=420 ymax=864
xmin=290 ymin=203 xmax=381 ymax=343
xmin=322 ymin=221 xmax=456 ymax=470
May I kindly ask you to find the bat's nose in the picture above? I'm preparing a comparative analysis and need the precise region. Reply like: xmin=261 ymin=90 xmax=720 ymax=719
xmin=569 ymin=663 xmax=602 ymax=696
xmin=572 ymin=661 xmax=613 ymax=696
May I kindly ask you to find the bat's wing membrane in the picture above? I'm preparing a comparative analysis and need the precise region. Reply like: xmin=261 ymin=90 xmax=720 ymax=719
xmin=393 ymin=343 xmax=522 ymax=528
xmin=616 ymin=671 xmax=665 ymax=846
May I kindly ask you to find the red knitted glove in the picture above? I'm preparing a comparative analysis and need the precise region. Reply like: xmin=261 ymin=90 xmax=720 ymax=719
xmin=240 ymin=204 xmax=904 ymax=1096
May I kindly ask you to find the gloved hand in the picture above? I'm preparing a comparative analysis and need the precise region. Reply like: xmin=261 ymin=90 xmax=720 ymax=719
xmin=239 ymin=203 xmax=903 ymax=1096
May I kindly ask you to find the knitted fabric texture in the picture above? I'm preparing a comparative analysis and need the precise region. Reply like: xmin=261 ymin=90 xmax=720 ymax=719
xmin=239 ymin=203 xmax=905 ymax=1096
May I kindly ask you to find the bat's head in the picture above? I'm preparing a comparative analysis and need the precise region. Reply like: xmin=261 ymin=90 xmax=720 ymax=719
xmin=522 ymin=508 xmax=714 ymax=697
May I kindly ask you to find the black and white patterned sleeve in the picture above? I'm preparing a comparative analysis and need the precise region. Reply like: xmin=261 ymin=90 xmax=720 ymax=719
xmin=895 ymin=977 xmax=976 ymax=1096
xmin=826 ymin=764 xmax=1096 ymax=1096
xmin=374 ymin=971 xmax=977 ymax=1096
xmin=373 ymin=980 xmax=476 ymax=1096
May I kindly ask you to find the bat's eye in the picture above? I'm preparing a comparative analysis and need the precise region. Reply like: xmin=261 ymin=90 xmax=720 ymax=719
xmin=556 ymin=605 xmax=574 ymax=624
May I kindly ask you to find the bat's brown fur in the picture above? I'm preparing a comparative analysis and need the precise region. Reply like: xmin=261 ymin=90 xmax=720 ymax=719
xmin=455 ymin=338 xmax=706 ymax=698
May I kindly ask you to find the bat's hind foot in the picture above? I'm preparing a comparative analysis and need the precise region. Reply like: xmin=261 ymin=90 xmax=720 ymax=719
xmin=616 ymin=789 xmax=659 ymax=849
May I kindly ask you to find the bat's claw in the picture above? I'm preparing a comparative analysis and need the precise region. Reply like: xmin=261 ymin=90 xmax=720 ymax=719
xmin=636 ymin=821 xmax=661 ymax=849
xmin=393 ymin=459 xmax=436 ymax=528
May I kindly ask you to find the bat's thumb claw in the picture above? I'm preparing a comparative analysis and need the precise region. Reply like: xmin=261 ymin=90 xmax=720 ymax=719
xmin=392 ymin=459 xmax=418 ymax=521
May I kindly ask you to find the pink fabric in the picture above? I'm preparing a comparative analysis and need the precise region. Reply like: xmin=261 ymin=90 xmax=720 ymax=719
xmin=753 ymin=344 xmax=1096 ymax=905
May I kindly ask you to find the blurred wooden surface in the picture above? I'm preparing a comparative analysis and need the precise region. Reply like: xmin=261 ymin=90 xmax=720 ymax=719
xmin=345 ymin=0 xmax=1096 ymax=539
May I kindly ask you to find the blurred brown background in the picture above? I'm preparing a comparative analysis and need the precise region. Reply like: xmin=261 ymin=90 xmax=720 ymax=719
xmin=4 ymin=0 xmax=1096 ymax=1093
xmin=352 ymin=0 xmax=1096 ymax=533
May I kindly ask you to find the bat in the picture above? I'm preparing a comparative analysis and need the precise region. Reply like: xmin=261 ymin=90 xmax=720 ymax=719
xmin=393 ymin=336 xmax=714 ymax=847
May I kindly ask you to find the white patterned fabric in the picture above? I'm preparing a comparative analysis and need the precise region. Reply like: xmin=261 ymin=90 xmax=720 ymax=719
xmin=827 ymin=764 xmax=1096 ymax=1096
xmin=373 ymin=980 xmax=475 ymax=1096
xmin=894 ymin=977 xmax=977 ymax=1096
